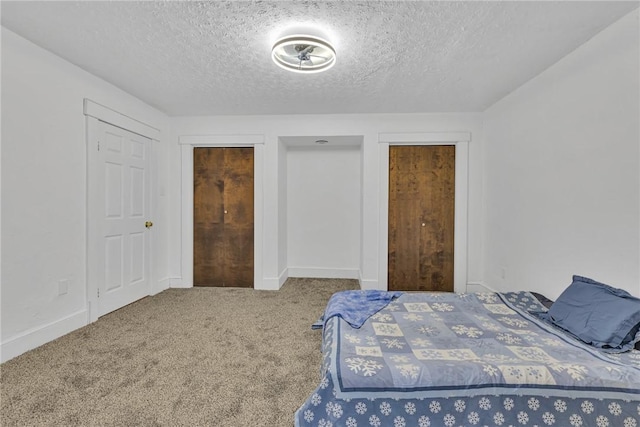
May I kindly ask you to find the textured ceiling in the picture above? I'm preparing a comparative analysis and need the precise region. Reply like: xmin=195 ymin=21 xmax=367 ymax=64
xmin=1 ymin=1 xmax=638 ymax=116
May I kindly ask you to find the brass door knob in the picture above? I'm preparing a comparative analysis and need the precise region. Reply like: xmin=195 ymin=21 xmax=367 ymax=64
xmin=145 ymin=221 xmax=153 ymax=228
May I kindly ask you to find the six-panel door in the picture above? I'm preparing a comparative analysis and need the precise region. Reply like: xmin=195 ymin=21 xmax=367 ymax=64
xmin=97 ymin=121 xmax=151 ymax=315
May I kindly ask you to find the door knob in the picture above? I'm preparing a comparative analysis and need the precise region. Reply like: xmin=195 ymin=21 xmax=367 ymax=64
xmin=145 ymin=221 xmax=153 ymax=228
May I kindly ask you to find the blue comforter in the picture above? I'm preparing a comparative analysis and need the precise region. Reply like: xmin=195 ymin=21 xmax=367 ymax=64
xmin=296 ymin=291 xmax=640 ymax=427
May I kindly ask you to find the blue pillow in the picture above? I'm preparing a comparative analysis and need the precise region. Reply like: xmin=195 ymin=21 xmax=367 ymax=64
xmin=536 ymin=275 xmax=640 ymax=352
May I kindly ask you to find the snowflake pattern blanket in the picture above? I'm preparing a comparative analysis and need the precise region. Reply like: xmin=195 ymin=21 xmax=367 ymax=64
xmin=296 ymin=291 xmax=640 ymax=427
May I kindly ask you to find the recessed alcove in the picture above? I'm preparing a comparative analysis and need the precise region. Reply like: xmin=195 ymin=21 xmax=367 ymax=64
xmin=278 ymin=136 xmax=364 ymax=282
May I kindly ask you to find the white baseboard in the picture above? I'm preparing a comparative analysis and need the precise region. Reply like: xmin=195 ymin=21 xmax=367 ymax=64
xmin=466 ymin=282 xmax=495 ymax=293
xmin=359 ymin=279 xmax=382 ymax=290
xmin=278 ymin=268 xmax=288 ymax=287
xmin=0 ymin=309 xmax=88 ymax=363
xmin=256 ymin=269 xmax=288 ymax=290
xmin=288 ymin=267 xmax=360 ymax=279
xmin=152 ymin=277 xmax=172 ymax=295
xmin=169 ymin=277 xmax=191 ymax=288
xmin=258 ymin=277 xmax=282 ymax=290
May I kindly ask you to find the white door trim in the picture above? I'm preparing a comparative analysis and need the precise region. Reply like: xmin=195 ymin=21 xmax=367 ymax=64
xmin=178 ymin=135 xmax=265 ymax=289
xmin=83 ymin=99 xmax=161 ymax=141
xmin=84 ymin=100 xmax=157 ymax=323
xmin=378 ymin=132 xmax=470 ymax=293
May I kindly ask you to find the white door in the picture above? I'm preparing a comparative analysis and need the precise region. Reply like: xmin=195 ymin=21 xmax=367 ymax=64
xmin=88 ymin=119 xmax=152 ymax=317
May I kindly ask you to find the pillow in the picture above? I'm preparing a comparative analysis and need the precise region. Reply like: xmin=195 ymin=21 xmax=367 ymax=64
xmin=530 ymin=292 xmax=554 ymax=309
xmin=536 ymin=275 xmax=640 ymax=352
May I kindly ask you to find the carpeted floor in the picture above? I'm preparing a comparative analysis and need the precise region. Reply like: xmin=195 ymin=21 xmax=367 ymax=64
xmin=0 ymin=278 xmax=359 ymax=426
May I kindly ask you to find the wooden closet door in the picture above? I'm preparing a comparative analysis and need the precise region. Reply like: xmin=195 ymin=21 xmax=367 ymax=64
xmin=222 ymin=148 xmax=254 ymax=287
xmin=388 ymin=145 xmax=455 ymax=292
xmin=193 ymin=147 xmax=254 ymax=287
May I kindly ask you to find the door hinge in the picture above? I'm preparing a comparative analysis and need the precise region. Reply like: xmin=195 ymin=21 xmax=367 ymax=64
xmin=97 ymin=288 xmax=100 ymax=298
xmin=97 ymin=140 xmax=100 ymax=151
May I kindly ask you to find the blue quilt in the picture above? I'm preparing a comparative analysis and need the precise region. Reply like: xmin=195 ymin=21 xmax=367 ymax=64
xmin=296 ymin=291 xmax=640 ymax=427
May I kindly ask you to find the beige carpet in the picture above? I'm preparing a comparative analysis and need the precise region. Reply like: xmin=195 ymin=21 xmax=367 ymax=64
xmin=1 ymin=278 xmax=359 ymax=426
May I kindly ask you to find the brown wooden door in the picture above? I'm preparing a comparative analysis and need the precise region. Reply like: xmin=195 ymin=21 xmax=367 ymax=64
xmin=194 ymin=147 xmax=254 ymax=287
xmin=388 ymin=145 xmax=455 ymax=292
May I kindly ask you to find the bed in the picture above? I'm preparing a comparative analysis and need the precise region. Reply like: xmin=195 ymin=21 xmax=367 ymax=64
xmin=296 ymin=290 xmax=640 ymax=427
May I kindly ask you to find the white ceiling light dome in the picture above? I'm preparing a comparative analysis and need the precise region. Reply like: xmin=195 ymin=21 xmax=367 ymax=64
xmin=271 ymin=34 xmax=336 ymax=74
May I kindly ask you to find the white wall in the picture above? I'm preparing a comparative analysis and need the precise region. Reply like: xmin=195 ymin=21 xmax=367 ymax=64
xmin=169 ymin=113 xmax=484 ymax=290
xmin=287 ymin=145 xmax=361 ymax=278
xmin=0 ymin=28 xmax=170 ymax=362
xmin=483 ymin=10 xmax=640 ymax=298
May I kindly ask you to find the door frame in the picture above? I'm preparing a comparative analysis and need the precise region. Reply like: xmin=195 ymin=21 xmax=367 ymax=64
xmin=178 ymin=135 xmax=265 ymax=289
xmin=84 ymin=99 xmax=160 ymax=323
xmin=378 ymin=132 xmax=470 ymax=293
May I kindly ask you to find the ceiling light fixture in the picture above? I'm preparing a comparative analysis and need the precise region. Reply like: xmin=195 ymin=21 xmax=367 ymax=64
xmin=271 ymin=35 xmax=336 ymax=74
